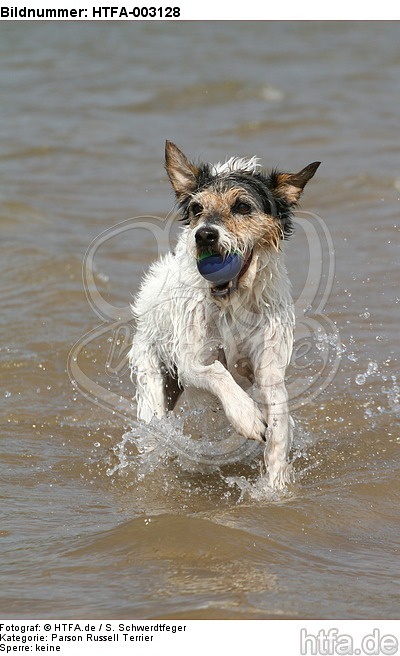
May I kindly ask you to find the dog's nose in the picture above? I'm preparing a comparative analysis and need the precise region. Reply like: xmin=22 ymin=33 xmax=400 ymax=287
xmin=195 ymin=226 xmax=219 ymax=247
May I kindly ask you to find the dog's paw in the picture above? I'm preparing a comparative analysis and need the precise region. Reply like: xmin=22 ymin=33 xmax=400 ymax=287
xmin=224 ymin=394 xmax=268 ymax=444
xmin=267 ymin=462 xmax=294 ymax=490
xmin=248 ymin=410 xmax=268 ymax=443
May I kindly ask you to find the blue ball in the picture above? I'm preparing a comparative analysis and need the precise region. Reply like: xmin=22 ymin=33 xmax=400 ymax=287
xmin=197 ymin=252 xmax=243 ymax=284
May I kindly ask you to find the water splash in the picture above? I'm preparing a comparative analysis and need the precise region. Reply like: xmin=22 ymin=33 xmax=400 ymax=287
xmin=103 ymin=340 xmax=399 ymax=502
xmin=106 ymin=409 xmax=264 ymax=481
xmin=225 ymin=463 xmax=295 ymax=502
xmin=355 ymin=361 xmax=379 ymax=386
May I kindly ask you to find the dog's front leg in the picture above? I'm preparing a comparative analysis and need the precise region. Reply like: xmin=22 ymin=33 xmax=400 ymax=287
xmin=253 ymin=330 xmax=294 ymax=489
xmin=261 ymin=375 xmax=292 ymax=489
xmin=132 ymin=348 xmax=168 ymax=423
xmin=180 ymin=359 xmax=267 ymax=443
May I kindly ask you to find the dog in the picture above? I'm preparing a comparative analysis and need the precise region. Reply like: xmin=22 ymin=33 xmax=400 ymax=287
xmin=129 ymin=141 xmax=320 ymax=489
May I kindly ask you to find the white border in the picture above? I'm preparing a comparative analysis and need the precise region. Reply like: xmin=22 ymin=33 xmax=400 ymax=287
xmin=0 ymin=1 xmax=396 ymax=21
xmin=0 ymin=620 xmax=399 ymax=655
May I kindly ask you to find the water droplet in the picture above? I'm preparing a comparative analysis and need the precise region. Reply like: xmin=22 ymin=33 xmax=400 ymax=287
xmin=355 ymin=374 xmax=366 ymax=386
xmin=4 ymin=390 xmax=11 ymax=398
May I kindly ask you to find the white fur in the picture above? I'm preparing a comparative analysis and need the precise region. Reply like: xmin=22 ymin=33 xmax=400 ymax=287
xmin=129 ymin=223 xmax=295 ymax=490
xmin=211 ymin=155 xmax=261 ymax=176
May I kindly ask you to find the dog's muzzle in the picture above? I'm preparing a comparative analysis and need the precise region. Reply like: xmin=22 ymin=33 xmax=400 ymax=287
xmin=194 ymin=226 xmax=253 ymax=298
xmin=195 ymin=225 xmax=219 ymax=253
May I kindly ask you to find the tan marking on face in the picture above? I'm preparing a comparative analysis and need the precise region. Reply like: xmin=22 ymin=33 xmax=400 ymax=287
xmin=191 ymin=188 xmax=253 ymax=223
xmin=190 ymin=187 xmax=283 ymax=252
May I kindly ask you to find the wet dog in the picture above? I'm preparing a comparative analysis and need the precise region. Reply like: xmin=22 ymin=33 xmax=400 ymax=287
xmin=129 ymin=141 xmax=320 ymax=488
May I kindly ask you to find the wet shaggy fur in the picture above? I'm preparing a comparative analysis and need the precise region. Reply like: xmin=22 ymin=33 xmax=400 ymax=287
xmin=129 ymin=141 xmax=320 ymax=489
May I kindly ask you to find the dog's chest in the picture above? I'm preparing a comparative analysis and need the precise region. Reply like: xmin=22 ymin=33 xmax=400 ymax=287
xmin=203 ymin=300 xmax=261 ymax=369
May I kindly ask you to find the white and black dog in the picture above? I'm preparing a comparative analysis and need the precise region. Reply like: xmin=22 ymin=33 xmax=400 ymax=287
xmin=129 ymin=141 xmax=320 ymax=489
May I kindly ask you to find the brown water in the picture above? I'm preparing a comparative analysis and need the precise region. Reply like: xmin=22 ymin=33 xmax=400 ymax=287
xmin=1 ymin=21 xmax=399 ymax=620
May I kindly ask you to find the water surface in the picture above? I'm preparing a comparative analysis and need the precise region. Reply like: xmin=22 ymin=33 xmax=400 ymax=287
xmin=1 ymin=21 xmax=399 ymax=619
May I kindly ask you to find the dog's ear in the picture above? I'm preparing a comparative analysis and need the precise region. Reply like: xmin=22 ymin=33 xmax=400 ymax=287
xmin=165 ymin=141 xmax=200 ymax=200
xmin=273 ymin=162 xmax=321 ymax=205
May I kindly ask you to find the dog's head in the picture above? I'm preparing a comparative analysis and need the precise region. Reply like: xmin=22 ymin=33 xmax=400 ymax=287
xmin=165 ymin=140 xmax=320 ymax=298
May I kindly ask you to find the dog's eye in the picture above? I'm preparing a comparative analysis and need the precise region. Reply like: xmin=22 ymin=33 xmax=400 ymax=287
xmin=191 ymin=203 xmax=203 ymax=217
xmin=234 ymin=201 xmax=252 ymax=215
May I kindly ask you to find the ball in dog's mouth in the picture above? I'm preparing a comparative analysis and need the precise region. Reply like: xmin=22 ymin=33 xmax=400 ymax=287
xmin=197 ymin=251 xmax=253 ymax=297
